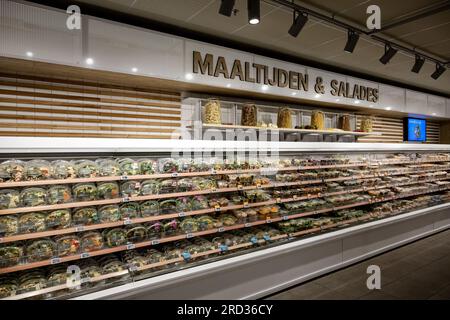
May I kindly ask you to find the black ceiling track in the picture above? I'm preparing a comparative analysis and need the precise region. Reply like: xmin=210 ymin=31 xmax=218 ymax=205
xmin=21 ymin=0 xmax=450 ymax=99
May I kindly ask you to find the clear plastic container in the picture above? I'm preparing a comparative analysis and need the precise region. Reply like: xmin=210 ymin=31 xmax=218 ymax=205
xmin=47 ymin=185 xmax=72 ymax=205
xmin=189 ymin=195 xmax=209 ymax=210
xmin=45 ymin=209 xmax=71 ymax=230
xmin=74 ymin=160 xmax=99 ymax=178
xmin=140 ymin=200 xmax=159 ymax=217
xmin=26 ymin=239 xmax=57 ymax=262
xmin=159 ymin=179 xmax=178 ymax=194
xmin=311 ymin=110 xmax=325 ymax=130
xmin=0 ymin=160 xmax=25 ymax=182
xmin=97 ymin=159 xmax=121 ymax=177
xmin=125 ymin=225 xmax=148 ymax=243
xmin=98 ymin=205 xmax=121 ymax=223
xmin=72 ymin=207 xmax=99 ymax=226
xmin=72 ymin=183 xmax=97 ymax=202
xmin=0 ymin=245 xmax=23 ymax=267
xmin=118 ymin=158 xmax=140 ymax=176
xmin=0 ymin=189 xmax=20 ymax=209
xmin=18 ymin=213 xmax=46 ymax=234
xmin=80 ymin=232 xmax=104 ymax=252
xmin=140 ymin=180 xmax=161 ymax=195
xmin=51 ymin=160 xmax=76 ymax=179
xmin=159 ymin=199 xmax=179 ymax=214
xmin=102 ymin=228 xmax=127 ymax=247
xmin=0 ymin=278 xmax=18 ymax=298
xmin=157 ymin=158 xmax=179 ymax=173
xmin=24 ymin=160 xmax=52 ymax=181
xmin=20 ymin=187 xmax=47 ymax=207
xmin=119 ymin=202 xmax=141 ymax=219
xmin=97 ymin=182 xmax=119 ymax=200
xmin=120 ymin=181 xmax=141 ymax=197
xmin=55 ymin=235 xmax=81 ymax=257
xmin=138 ymin=159 xmax=156 ymax=175
xmin=0 ymin=215 xmax=18 ymax=236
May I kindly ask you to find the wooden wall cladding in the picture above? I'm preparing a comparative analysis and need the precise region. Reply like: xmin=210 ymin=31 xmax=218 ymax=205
xmin=356 ymin=115 xmax=440 ymax=144
xmin=0 ymin=73 xmax=181 ymax=139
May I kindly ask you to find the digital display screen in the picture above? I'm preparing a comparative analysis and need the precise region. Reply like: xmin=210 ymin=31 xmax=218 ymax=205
xmin=404 ymin=118 xmax=426 ymax=142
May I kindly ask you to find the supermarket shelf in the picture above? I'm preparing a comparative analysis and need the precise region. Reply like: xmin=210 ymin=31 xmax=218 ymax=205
xmin=1 ymin=166 xmax=448 ymax=216
xmin=0 ymin=159 xmax=448 ymax=189
xmin=1 ymin=175 xmax=448 ymax=243
xmin=1 ymin=184 xmax=448 ymax=275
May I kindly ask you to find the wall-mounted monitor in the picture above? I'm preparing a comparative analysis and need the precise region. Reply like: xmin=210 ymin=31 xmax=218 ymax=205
xmin=403 ymin=117 xmax=426 ymax=142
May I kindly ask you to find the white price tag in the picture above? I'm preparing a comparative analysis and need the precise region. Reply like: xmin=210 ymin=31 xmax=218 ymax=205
xmin=214 ymin=206 xmax=221 ymax=212
xmin=122 ymin=197 xmax=131 ymax=203
xmin=128 ymin=264 xmax=138 ymax=272
xmin=171 ymin=172 xmax=179 ymax=177
xmin=243 ymin=202 xmax=249 ymax=208
xmin=151 ymin=240 xmax=160 ymax=245
xmin=123 ymin=219 xmax=132 ymax=225
xmin=237 ymin=185 xmax=243 ymax=191
xmin=276 ymin=198 xmax=282 ymax=204
xmin=120 ymin=176 xmax=129 ymax=181
xmin=256 ymin=184 xmax=262 ymax=189
xmin=80 ymin=252 xmax=90 ymax=259
xmin=218 ymin=227 xmax=225 ymax=232
xmin=245 ymin=223 xmax=252 ymax=228
xmin=266 ymin=219 xmax=273 ymax=224
xmin=186 ymin=233 xmax=194 ymax=239
xmin=126 ymin=243 xmax=136 ymax=250
xmin=210 ymin=169 xmax=217 ymax=175
xmin=282 ymin=216 xmax=289 ymax=221
xmin=75 ymin=226 xmax=85 ymax=232
xmin=81 ymin=277 xmax=91 ymax=284
xmin=50 ymin=257 xmax=61 ymax=265
xmin=178 ymin=212 xmax=186 ymax=217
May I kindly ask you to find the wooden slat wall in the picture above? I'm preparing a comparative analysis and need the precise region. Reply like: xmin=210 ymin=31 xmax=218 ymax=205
xmin=0 ymin=73 xmax=182 ymax=139
xmin=356 ymin=115 xmax=440 ymax=143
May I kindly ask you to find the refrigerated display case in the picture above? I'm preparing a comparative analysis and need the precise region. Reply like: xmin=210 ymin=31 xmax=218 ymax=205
xmin=0 ymin=138 xmax=449 ymax=300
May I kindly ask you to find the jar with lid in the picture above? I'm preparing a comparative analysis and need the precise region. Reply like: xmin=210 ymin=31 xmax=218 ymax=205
xmin=311 ymin=110 xmax=325 ymax=130
xmin=338 ymin=114 xmax=352 ymax=131
xmin=203 ymin=99 xmax=222 ymax=124
xmin=360 ymin=116 xmax=373 ymax=133
xmin=241 ymin=103 xmax=258 ymax=127
xmin=277 ymin=107 xmax=292 ymax=128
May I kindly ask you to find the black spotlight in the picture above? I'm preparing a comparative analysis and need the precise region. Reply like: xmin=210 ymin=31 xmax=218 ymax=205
xmin=248 ymin=0 xmax=260 ymax=25
xmin=379 ymin=44 xmax=398 ymax=64
xmin=219 ymin=0 xmax=236 ymax=17
xmin=344 ymin=30 xmax=359 ymax=53
xmin=431 ymin=64 xmax=446 ymax=80
xmin=411 ymin=55 xmax=425 ymax=73
xmin=288 ymin=11 xmax=308 ymax=37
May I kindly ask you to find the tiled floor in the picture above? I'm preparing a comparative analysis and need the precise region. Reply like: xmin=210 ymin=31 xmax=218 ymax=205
xmin=265 ymin=229 xmax=450 ymax=300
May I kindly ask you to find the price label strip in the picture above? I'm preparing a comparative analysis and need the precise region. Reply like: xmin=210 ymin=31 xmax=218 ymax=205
xmin=218 ymin=227 xmax=225 ymax=232
xmin=214 ymin=205 xmax=221 ymax=212
xmin=75 ymin=226 xmax=85 ymax=232
xmin=151 ymin=240 xmax=160 ymax=245
xmin=178 ymin=212 xmax=186 ymax=217
xmin=243 ymin=201 xmax=249 ymax=208
xmin=126 ymin=243 xmax=136 ymax=250
xmin=171 ymin=172 xmax=179 ymax=177
xmin=120 ymin=176 xmax=129 ymax=181
xmin=123 ymin=219 xmax=132 ymax=225
xmin=50 ymin=257 xmax=61 ymax=265
xmin=186 ymin=233 xmax=194 ymax=239
xmin=219 ymin=245 xmax=228 ymax=252
xmin=80 ymin=252 xmax=90 ymax=259
xmin=250 ymin=236 xmax=258 ymax=244
xmin=181 ymin=251 xmax=191 ymax=260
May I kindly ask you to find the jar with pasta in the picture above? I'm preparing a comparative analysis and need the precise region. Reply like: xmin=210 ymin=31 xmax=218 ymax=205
xmin=241 ymin=103 xmax=257 ymax=127
xmin=338 ymin=114 xmax=352 ymax=131
xmin=277 ymin=107 xmax=292 ymax=128
xmin=360 ymin=116 xmax=373 ymax=133
xmin=311 ymin=110 xmax=325 ymax=130
xmin=203 ymin=99 xmax=222 ymax=125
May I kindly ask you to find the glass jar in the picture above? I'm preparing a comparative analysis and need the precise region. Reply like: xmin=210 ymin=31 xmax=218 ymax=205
xmin=277 ymin=107 xmax=292 ymax=128
xmin=203 ymin=99 xmax=222 ymax=124
xmin=311 ymin=110 xmax=325 ymax=130
xmin=241 ymin=103 xmax=258 ymax=127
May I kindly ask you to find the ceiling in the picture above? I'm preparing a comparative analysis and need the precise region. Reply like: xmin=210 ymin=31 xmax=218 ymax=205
xmin=31 ymin=0 xmax=450 ymax=96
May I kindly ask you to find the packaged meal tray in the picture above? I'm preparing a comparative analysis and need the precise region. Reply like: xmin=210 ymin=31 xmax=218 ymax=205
xmin=20 ymin=187 xmax=47 ymax=207
xmin=138 ymin=158 xmax=156 ymax=175
xmin=98 ymin=205 xmax=121 ymax=223
xmin=192 ymin=178 xmax=216 ymax=190
xmin=183 ymin=243 xmax=203 ymax=256
xmin=158 ymin=158 xmax=179 ymax=173
xmin=177 ymin=178 xmax=195 ymax=192
xmin=218 ymin=214 xmax=237 ymax=227
xmin=125 ymin=224 xmax=148 ymax=243
xmin=72 ymin=183 xmax=97 ymax=202
xmin=47 ymin=185 xmax=72 ymax=205
xmin=190 ymin=195 xmax=209 ymax=210
xmin=120 ymin=181 xmax=141 ymax=197
xmin=55 ymin=235 xmax=81 ymax=257
xmin=101 ymin=258 xmax=126 ymax=274
xmin=145 ymin=221 xmax=163 ymax=239
xmin=80 ymin=232 xmax=104 ymax=252
xmin=18 ymin=274 xmax=47 ymax=294
xmin=25 ymin=239 xmax=57 ymax=262
xmin=0 ymin=159 xmax=25 ymax=182
xmin=123 ymin=251 xmax=147 ymax=269
xmin=0 ymin=215 xmax=18 ymax=237
xmin=140 ymin=200 xmax=160 ymax=217
xmin=208 ymin=197 xmax=229 ymax=208
xmin=0 ymin=245 xmax=23 ymax=267
xmin=197 ymin=215 xmax=221 ymax=231
xmin=159 ymin=199 xmax=179 ymax=214
xmin=162 ymin=219 xmax=179 ymax=237
xmin=118 ymin=158 xmax=140 ymax=176
xmin=47 ymin=265 xmax=69 ymax=286
xmin=45 ymin=209 xmax=71 ymax=230
xmin=97 ymin=182 xmax=119 ymax=200
xmin=0 ymin=278 xmax=18 ymax=298
xmin=119 ymin=202 xmax=141 ymax=219
xmin=140 ymin=180 xmax=161 ymax=195
xmin=159 ymin=179 xmax=178 ymax=194
xmin=0 ymin=189 xmax=20 ymax=210
xmin=190 ymin=158 xmax=210 ymax=172
xmin=144 ymin=248 xmax=164 ymax=264
xmin=74 ymin=160 xmax=99 ymax=178
xmin=19 ymin=212 xmax=46 ymax=234
xmin=72 ymin=207 xmax=99 ymax=225
xmin=179 ymin=217 xmax=198 ymax=234
xmin=51 ymin=160 xmax=76 ymax=180
xmin=102 ymin=228 xmax=127 ymax=247
xmin=96 ymin=159 xmax=121 ymax=177
xmin=244 ymin=190 xmax=272 ymax=203
xmin=24 ymin=159 xmax=52 ymax=181
xmin=176 ymin=197 xmax=191 ymax=213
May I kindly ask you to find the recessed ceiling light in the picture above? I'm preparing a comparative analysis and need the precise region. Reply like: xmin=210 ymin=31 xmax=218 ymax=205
xmin=26 ymin=51 xmax=33 ymax=57
xmin=185 ymin=73 xmax=194 ymax=80
xmin=132 ymin=67 xmax=138 ymax=73
xmin=314 ymin=94 xmax=320 ymax=98
xmin=261 ymin=85 xmax=269 ymax=91
xmin=85 ymin=57 xmax=94 ymax=65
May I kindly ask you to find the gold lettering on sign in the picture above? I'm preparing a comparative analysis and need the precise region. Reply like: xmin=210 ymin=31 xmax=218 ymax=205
xmin=214 ymin=56 xmax=229 ymax=78
xmin=193 ymin=51 xmax=213 ymax=75
xmin=230 ymin=60 xmax=244 ymax=81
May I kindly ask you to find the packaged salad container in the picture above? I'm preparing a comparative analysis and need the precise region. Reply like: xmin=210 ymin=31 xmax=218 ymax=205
xmin=140 ymin=200 xmax=159 ymax=217
xmin=97 ymin=159 xmax=121 ymax=177
xmin=190 ymin=195 xmax=209 ymax=210
xmin=119 ymin=202 xmax=140 ymax=219
xmin=25 ymin=160 xmax=52 ymax=181
xmin=177 ymin=178 xmax=195 ymax=192
xmin=72 ymin=207 xmax=99 ymax=225
xmin=158 ymin=158 xmax=179 ymax=173
xmin=159 ymin=199 xmax=179 ymax=214
xmin=0 ymin=189 xmax=20 ymax=210
xmin=138 ymin=159 xmax=156 ymax=175
xmin=196 ymin=215 xmax=218 ymax=231
xmin=47 ymin=266 xmax=69 ymax=286
xmin=118 ymin=158 xmax=140 ymax=176
xmin=144 ymin=248 xmax=164 ymax=264
xmin=97 ymin=182 xmax=119 ymax=199
xmin=0 ymin=160 xmax=25 ymax=182
xmin=102 ymin=228 xmax=127 ymax=247
xmin=18 ymin=274 xmax=46 ymax=293
xmin=80 ymin=232 xmax=104 ymax=252
xmin=80 ymin=259 xmax=103 ymax=280
xmin=55 ymin=235 xmax=80 ymax=257
xmin=98 ymin=205 xmax=121 ymax=223
xmin=26 ymin=239 xmax=57 ymax=262
xmin=101 ymin=258 xmax=126 ymax=274
xmin=145 ymin=221 xmax=163 ymax=239
xmin=162 ymin=219 xmax=179 ymax=237
xmin=0 ymin=278 xmax=18 ymax=298
xmin=20 ymin=187 xmax=47 ymax=207
xmin=72 ymin=183 xmax=97 ymax=202
xmin=46 ymin=209 xmax=71 ymax=230
xmin=120 ymin=181 xmax=141 ymax=197
xmin=51 ymin=160 xmax=76 ymax=179
xmin=19 ymin=213 xmax=46 ymax=233
xmin=0 ymin=215 xmax=18 ymax=236
xmin=0 ymin=245 xmax=23 ymax=267
xmin=140 ymin=180 xmax=161 ymax=195
xmin=176 ymin=197 xmax=191 ymax=212
xmin=74 ymin=160 xmax=99 ymax=178
xmin=125 ymin=225 xmax=148 ymax=243
xmin=159 ymin=179 xmax=178 ymax=194
xmin=179 ymin=217 xmax=198 ymax=234
xmin=47 ymin=185 xmax=72 ymax=205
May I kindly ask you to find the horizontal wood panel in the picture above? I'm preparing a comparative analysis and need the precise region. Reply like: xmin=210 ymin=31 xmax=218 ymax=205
xmin=0 ymin=131 xmax=179 ymax=139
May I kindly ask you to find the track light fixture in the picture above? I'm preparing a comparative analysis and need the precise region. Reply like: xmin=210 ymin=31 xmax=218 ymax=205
xmin=379 ymin=44 xmax=398 ymax=64
xmin=411 ymin=55 xmax=425 ymax=73
xmin=431 ymin=63 xmax=446 ymax=80
xmin=219 ymin=0 xmax=236 ymax=17
xmin=344 ymin=30 xmax=359 ymax=53
xmin=288 ymin=11 xmax=308 ymax=37
xmin=248 ymin=0 xmax=260 ymax=25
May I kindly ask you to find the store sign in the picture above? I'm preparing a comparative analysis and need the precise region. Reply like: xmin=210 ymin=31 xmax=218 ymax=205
xmin=193 ymin=51 xmax=379 ymax=103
